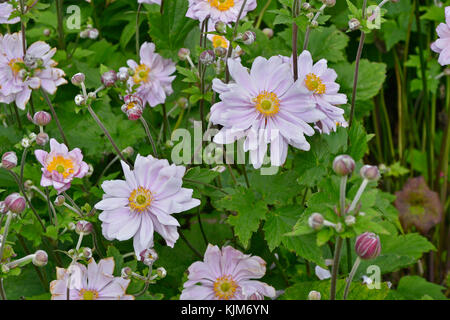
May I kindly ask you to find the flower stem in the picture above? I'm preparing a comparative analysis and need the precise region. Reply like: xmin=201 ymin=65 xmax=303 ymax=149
xmin=161 ymin=103 xmax=170 ymax=142
xmin=292 ymin=0 xmax=301 ymax=81
xmin=183 ymin=178 xmax=229 ymax=194
xmin=140 ymin=117 xmax=159 ymax=157
xmin=0 ymin=212 xmax=13 ymax=262
xmin=95 ymin=155 xmax=119 ymax=186
xmin=41 ymin=89 xmax=69 ymax=147
xmin=303 ymin=4 xmax=326 ymax=51
xmin=179 ymin=230 xmax=203 ymax=259
xmin=136 ymin=3 xmax=142 ymax=57
xmin=348 ymin=0 xmax=368 ymax=128
xmin=339 ymin=175 xmax=347 ymax=216
xmin=0 ymin=279 xmax=6 ymax=300
xmin=330 ymin=237 xmax=343 ymax=300
xmin=348 ymin=178 xmax=369 ymax=213
xmin=86 ymin=104 xmax=131 ymax=167
xmin=75 ymin=232 xmax=84 ymax=251
xmin=63 ymin=191 xmax=83 ymax=216
xmin=55 ymin=0 xmax=66 ymax=50
xmin=255 ymin=0 xmax=273 ymax=29
xmin=197 ymin=207 xmax=208 ymax=246
xmin=343 ymin=257 xmax=361 ymax=300
xmin=19 ymin=0 xmax=27 ymax=55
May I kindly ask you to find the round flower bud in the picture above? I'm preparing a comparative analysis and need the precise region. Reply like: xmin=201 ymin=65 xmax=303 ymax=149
xmin=262 ymin=28 xmax=274 ymax=38
xmin=75 ymin=94 xmax=86 ymax=106
xmin=121 ymin=267 xmax=132 ymax=279
xmin=88 ymin=92 xmax=97 ymax=100
xmin=242 ymin=30 xmax=256 ymax=45
xmin=308 ymin=290 xmax=321 ymax=300
xmin=5 ymin=193 xmax=26 ymax=214
xmin=348 ymin=18 xmax=361 ymax=31
xmin=21 ymin=138 xmax=31 ymax=148
xmin=214 ymin=21 xmax=227 ymax=34
xmin=122 ymin=146 xmax=134 ymax=157
xmin=117 ymin=67 xmax=130 ymax=82
xmin=36 ymin=132 xmax=49 ymax=146
xmin=1 ymin=151 xmax=17 ymax=169
xmin=43 ymin=29 xmax=51 ymax=37
xmin=82 ymin=247 xmax=93 ymax=259
xmin=0 ymin=201 xmax=7 ymax=215
xmin=214 ymin=46 xmax=227 ymax=58
xmin=310 ymin=20 xmax=319 ymax=28
xmin=79 ymin=29 xmax=89 ymax=38
xmin=355 ymin=232 xmax=381 ymax=260
xmin=32 ymin=111 xmax=52 ymax=126
xmin=332 ymin=155 xmax=355 ymax=176
xmin=360 ymin=165 xmax=380 ymax=181
xmin=302 ymin=2 xmax=311 ymax=10
xmin=345 ymin=215 xmax=356 ymax=226
xmin=140 ymin=248 xmax=158 ymax=266
xmin=176 ymin=97 xmax=189 ymax=110
xmin=75 ymin=220 xmax=93 ymax=235
xmin=32 ymin=250 xmax=48 ymax=267
xmin=199 ymin=50 xmax=215 ymax=65
xmin=156 ymin=267 xmax=167 ymax=279
xmin=68 ymin=222 xmax=76 ymax=231
xmin=54 ymin=195 xmax=65 ymax=207
xmin=306 ymin=12 xmax=314 ymax=20
xmin=322 ymin=0 xmax=336 ymax=6
xmin=71 ymin=73 xmax=85 ymax=86
xmin=88 ymin=28 xmax=99 ymax=39
xmin=308 ymin=213 xmax=324 ymax=230
xmin=178 ymin=48 xmax=190 ymax=61
xmin=24 ymin=180 xmax=34 ymax=191
xmin=101 ymin=70 xmax=117 ymax=87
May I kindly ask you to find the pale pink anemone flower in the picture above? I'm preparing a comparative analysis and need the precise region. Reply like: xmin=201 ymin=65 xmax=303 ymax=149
xmin=281 ymin=50 xmax=348 ymax=134
xmin=180 ymin=244 xmax=276 ymax=300
xmin=0 ymin=32 xmax=67 ymax=110
xmin=35 ymin=138 xmax=89 ymax=194
xmin=0 ymin=2 xmax=20 ymax=24
xmin=186 ymin=0 xmax=257 ymax=24
xmin=50 ymin=258 xmax=134 ymax=300
xmin=94 ymin=154 xmax=201 ymax=258
xmin=210 ymin=56 xmax=323 ymax=169
xmin=138 ymin=0 xmax=161 ymax=4
xmin=431 ymin=6 xmax=450 ymax=66
xmin=126 ymin=42 xmax=175 ymax=108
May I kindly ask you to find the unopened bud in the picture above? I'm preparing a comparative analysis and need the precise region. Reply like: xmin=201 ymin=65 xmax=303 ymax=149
xmin=360 ymin=165 xmax=380 ymax=181
xmin=310 ymin=20 xmax=319 ymax=28
xmin=117 ymin=67 xmax=130 ymax=81
xmin=345 ymin=215 xmax=356 ymax=226
xmin=214 ymin=46 xmax=227 ymax=58
xmin=54 ymin=195 xmax=65 ymax=207
xmin=101 ymin=70 xmax=117 ymax=87
xmin=5 ymin=193 xmax=26 ymax=214
xmin=348 ymin=18 xmax=361 ymax=31
xmin=123 ymin=146 xmax=134 ymax=156
xmin=199 ymin=50 xmax=215 ymax=65
xmin=355 ymin=232 xmax=381 ymax=260
xmin=178 ymin=48 xmax=190 ymax=61
xmin=36 ymin=132 xmax=49 ymax=146
xmin=308 ymin=290 xmax=321 ymax=300
xmin=0 ymin=201 xmax=7 ymax=215
xmin=88 ymin=28 xmax=99 ymax=39
xmin=308 ymin=213 xmax=324 ymax=230
xmin=306 ymin=12 xmax=314 ymax=20
xmin=214 ymin=21 xmax=227 ymax=34
xmin=121 ymin=267 xmax=132 ymax=279
xmin=75 ymin=94 xmax=86 ymax=106
xmin=82 ymin=247 xmax=93 ymax=259
xmin=68 ymin=222 xmax=76 ymax=230
xmin=86 ymin=164 xmax=94 ymax=177
xmin=302 ymin=2 xmax=311 ymax=10
xmin=32 ymin=250 xmax=48 ymax=267
xmin=71 ymin=73 xmax=85 ymax=86
xmin=332 ymin=155 xmax=355 ymax=176
xmin=32 ymin=111 xmax=52 ymax=126
xmin=43 ymin=29 xmax=51 ymax=37
xmin=156 ymin=267 xmax=167 ymax=278
xmin=75 ymin=220 xmax=93 ymax=235
xmin=262 ymin=28 xmax=273 ymax=38
xmin=1 ymin=151 xmax=17 ymax=169
xmin=140 ymin=248 xmax=158 ymax=266
xmin=322 ymin=0 xmax=336 ymax=6
xmin=24 ymin=180 xmax=34 ymax=190
xmin=176 ymin=97 xmax=189 ymax=110
xmin=242 ymin=31 xmax=256 ymax=45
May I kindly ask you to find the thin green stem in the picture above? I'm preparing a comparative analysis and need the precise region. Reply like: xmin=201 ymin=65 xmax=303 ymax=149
xmin=179 ymin=230 xmax=203 ymax=259
xmin=140 ymin=117 xmax=159 ymax=157
xmin=136 ymin=3 xmax=142 ymax=57
xmin=197 ymin=207 xmax=208 ymax=246
xmin=55 ymin=0 xmax=66 ymax=50
xmin=41 ymin=89 xmax=69 ymax=147
xmin=330 ymin=237 xmax=343 ymax=300
xmin=343 ymin=257 xmax=361 ymax=300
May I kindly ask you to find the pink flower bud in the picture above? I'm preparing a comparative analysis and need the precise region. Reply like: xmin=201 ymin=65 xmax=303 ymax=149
xmin=140 ymin=248 xmax=158 ymax=265
xmin=82 ymin=247 xmax=93 ymax=259
xmin=121 ymin=267 xmax=132 ymax=279
xmin=71 ymin=73 xmax=85 ymax=86
xmin=75 ymin=220 xmax=93 ymax=235
xmin=360 ymin=165 xmax=380 ymax=181
xmin=54 ymin=195 xmax=65 ymax=207
xmin=36 ymin=132 xmax=49 ymax=146
xmin=199 ymin=50 xmax=215 ymax=65
xmin=242 ymin=31 xmax=256 ymax=45
xmin=262 ymin=28 xmax=274 ymax=38
xmin=1 ymin=151 xmax=17 ymax=169
xmin=101 ymin=70 xmax=117 ymax=87
xmin=121 ymin=95 xmax=144 ymax=121
xmin=308 ymin=290 xmax=321 ymax=300
xmin=32 ymin=250 xmax=48 ymax=267
xmin=32 ymin=111 xmax=52 ymax=126
xmin=178 ymin=48 xmax=190 ymax=61
xmin=214 ymin=46 xmax=227 ymax=58
xmin=355 ymin=232 xmax=381 ymax=260
xmin=5 ymin=193 xmax=26 ymax=214
xmin=308 ymin=213 xmax=324 ymax=230
xmin=332 ymin=155 xmax=355 ymax=176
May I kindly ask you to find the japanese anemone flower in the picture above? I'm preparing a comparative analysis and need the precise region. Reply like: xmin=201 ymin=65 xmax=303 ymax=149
xmin=127 ymin=42 xmax=176 ymax=108
xmin=35 ymin=138 xmax=89 ymax=194
xmin=431 ymin=6 xmax=450 ymax=66
xmin=95 ymin=155 xmax=201 ymax=257
xmin=210 ymin=56 xmax=323 ymax=169
xmin=50 ymin=258 xmax=134 ymax=300
xmin=0 ymin=32 xmax=67 ymax=110
xmin=281 ymin=51 xmax=348 ymax=134
xmin=186 ymin=0 xmax=257 ymax=25
xmin=0 ymin=2 xmax=20 ymax=24
xmin=180 ymin=244 xmax=276 ymax=300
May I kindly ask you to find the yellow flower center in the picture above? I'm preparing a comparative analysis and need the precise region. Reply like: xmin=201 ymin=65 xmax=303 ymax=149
xmin=133 ymin=64 xmax=151 ymax=84
xmin=208 ymin=0 xmax=234 ymax=11
xmin=8 ymin=58 xmax=24 ymax=76
xmin=305 ymin=73 xmax=326 ymax=94
xmin=253 ymin=91 xmax=280 ymax=117
xmin=47 ymin=155 xmax=75 ymax=179
xmin=212 ymin=35 xmax=228 ymax=49
xmin=129 ymin=186 xmax=153 ymax=212
xmin=213 ymin=275 xmax=238 ymax=300
xmin=79 ymin=289 xmax=99 ymax=300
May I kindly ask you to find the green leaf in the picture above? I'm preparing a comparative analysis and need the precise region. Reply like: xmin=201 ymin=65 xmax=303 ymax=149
xmin=387 ymin=276 xmax=447 ymax=300
xmin=106 ymin=246 xmax=124 ymax=276
xmin=263 ymin=206 xmax=299 ymax=251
